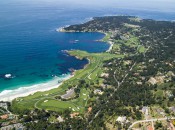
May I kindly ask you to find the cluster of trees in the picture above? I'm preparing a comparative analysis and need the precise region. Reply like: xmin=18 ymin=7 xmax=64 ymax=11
xmin=24 ymin=109 xmax=88 ymax=130
xmin=79 ymin=16 xmax=175 ymax=129
xmin=65 ymin=16 xmax=137 ymax=32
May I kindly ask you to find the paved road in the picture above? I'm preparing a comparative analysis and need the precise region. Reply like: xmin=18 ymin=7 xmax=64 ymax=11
xmin=128 ymin=117 xmax=175 ymax=129
xmin=114 ymin=61 xmax=136 ymax=91
xmin=85 ymin=58 xmax=101 ymax=79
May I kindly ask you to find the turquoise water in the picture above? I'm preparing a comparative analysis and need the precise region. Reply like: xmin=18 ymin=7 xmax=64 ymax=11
xmin=0 ymin=0 xmax=175 ymax=94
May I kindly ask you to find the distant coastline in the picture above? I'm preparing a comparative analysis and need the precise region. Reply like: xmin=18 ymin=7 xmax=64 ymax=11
xmin=58 ymin=25 xmax=113 ymax=53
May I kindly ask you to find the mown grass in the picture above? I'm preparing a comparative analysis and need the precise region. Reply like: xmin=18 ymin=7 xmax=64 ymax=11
xmin=102 ymin=32 xmax=112 ymax=42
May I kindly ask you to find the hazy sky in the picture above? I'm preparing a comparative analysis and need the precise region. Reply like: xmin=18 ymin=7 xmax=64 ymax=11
xmin=67 ymin=0 xmax=175 ymax=12
xmin=4 ymin=0 xmax=175 ymax=12
xmin=39 ymin=0 xmax=175 ymax=12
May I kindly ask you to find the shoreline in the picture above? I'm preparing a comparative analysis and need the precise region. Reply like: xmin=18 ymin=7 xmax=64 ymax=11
xmin=66 ymin=50 xmax=91 ymax=73
xmin=102 ymin=33 xmax=113 ymax=52
xmin=0 ymin=50 xmax=90 ymax=102
xmin=106 ymin=41 xmax=113 ymax=52
xmin=1 ymin=21 xmax=109 ymax=102
xmin=58 ymin=27 xmax=113 ymax=53
xmin=56 ymin=25 xmax=70 ymax=32
xmin=0 ymin=74 xmax=73 ymax=102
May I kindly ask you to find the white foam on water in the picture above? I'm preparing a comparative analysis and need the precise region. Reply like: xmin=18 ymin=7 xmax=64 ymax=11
xmin=0 ymin=73 xmax=73 ymax=101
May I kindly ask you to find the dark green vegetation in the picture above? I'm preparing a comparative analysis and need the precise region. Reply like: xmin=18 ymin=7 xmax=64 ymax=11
xmin=8 ymin=16 xmax=175 ymax=129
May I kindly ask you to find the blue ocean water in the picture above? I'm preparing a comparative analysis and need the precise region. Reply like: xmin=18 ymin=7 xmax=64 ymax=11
xmin=0 ymin=0 xmax=175 ymax=95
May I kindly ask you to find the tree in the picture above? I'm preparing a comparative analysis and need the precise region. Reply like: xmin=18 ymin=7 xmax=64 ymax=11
xmin=155 ymin=121 xmax=162 ymax=129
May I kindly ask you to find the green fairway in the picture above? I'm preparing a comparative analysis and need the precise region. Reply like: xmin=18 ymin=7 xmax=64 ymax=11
xmin=36 ymin=88 xmax=90 ymax=113
xmin=102 ymin=32 xmax=112 ymax=42
xmin=12 ymin=50 xmax=123 ymax=113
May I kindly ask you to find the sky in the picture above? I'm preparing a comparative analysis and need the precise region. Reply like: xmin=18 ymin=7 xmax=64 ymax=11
xmin=67 ymin=0 xmax=175 ymax=12
xmin=3 ymin=0 xmax=175 ymax=13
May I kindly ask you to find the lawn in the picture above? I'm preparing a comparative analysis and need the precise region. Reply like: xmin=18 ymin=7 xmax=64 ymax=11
xmin=102 ymin=32 xmax=112 ymax=42
xmin=37 ymin=88 xmax=90 ymax=113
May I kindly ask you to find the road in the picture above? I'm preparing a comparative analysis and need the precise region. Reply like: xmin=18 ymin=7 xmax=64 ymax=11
xmin=114 ymin=69 xmax=120 ymax=88
xmin=114 ymin=61 xmax=136 ymax=91
xmin=128 ymin=117 xmax=175 ymax=129
xmin=85 ymin=58 xmax=101 ymax=79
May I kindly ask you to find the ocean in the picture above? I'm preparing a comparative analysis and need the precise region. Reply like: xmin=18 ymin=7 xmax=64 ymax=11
xmin=0 ymin=0 xmax=175 ymax=100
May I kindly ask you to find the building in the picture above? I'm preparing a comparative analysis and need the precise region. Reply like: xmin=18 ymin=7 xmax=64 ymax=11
xmin=101 ymin=73 xmax=109 ymax=78
xmin=142 ymin=106 xmax=149 ymax=116
xmin=57 ymin=116 xmax=64 ymax=122
xmin=169 ymin=106 xmax=175 ymax=113
xmin=94 ymin=89 xmax=103 ymax=95
xmin=70 ymin=113 xmax=79 ymax=118
xmin=116 ymin=116 xmax=128 ymax=124
xmin=0 ymin=102 xmax=8 ymax=109
xmin=148 ymin=77 xmax=157 ymax=85
xmin=147 ymin=125 xmax=154 ymax=130
xmin=1 ymin=123 xmax=25 ymax=130
xmin=88 ymin=107 xmax=92 ymax=113
xmin=0 ymin=114 xmax=8 ymax=120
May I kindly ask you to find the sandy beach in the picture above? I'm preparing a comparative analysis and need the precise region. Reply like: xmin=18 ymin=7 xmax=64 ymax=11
xmin=106 ymin=41 xmax=113 ymax=52
xmin=0 ymin=74 xmax=73 ymax=102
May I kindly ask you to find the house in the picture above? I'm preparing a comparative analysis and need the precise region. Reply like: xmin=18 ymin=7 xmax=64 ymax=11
xmin=149 ymin=59 xmax=155 ymax=63
xmin=0 ymin=114 xmax=8 ymax=120
xmin=94 ymin=89 xmax=103 ymax=95
xmin=1 ymin=123 xmax=25 ymax=130
xmin=1 ymin=122 xmax=10 ymax=127
xmin=116 ymin=116 xmax=127 ymax=124
xmin=166 ymin=91 xmax=174 ymax=98
xmin=133 ymin=73 xmax=140 ymax=76
xmin=57 ymin=116 xmax=64 ymax=122
xmin=169 ymin=107 xmax=175 ymax=113
xmin=147 ymin=125 xmax=154 ymax=130
xmin=70 ymin=113 xmax=79 ymax=118
xmin=156 ymin=108 xmax=165 ymax=117
xmin=148 ymin=77 xmax=157 ymax=85
xmin=148 ymin=76 xmax=165 ymax=85
xmin=142 ymin=106 xmax=149 ymax=116
xmin=0 ymin=102 xmax=8 ymax=109
xmin=101 ymin=84 xmax=107 ymax=89
xmin=101 ymin=73 xmax=109 ymax=78
xmin=0 ymin=114 xmax=18 ymax=120
xmin=120 ymin=35 xmax=128 ymax=41
xmin=136 ymin=81 xmax=142 ymax=85
xmin=124 ymin=60 xmax=132 ymax=65
xmin=167 ymin=71 xmax=175 ymax=77
xmin=88 ymin=107 xmax=92 ymax=113
xmin=8 ymin=114 xmax=18 ymax=120
xmin=168 ymin=121 xmax=175 ymax=130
